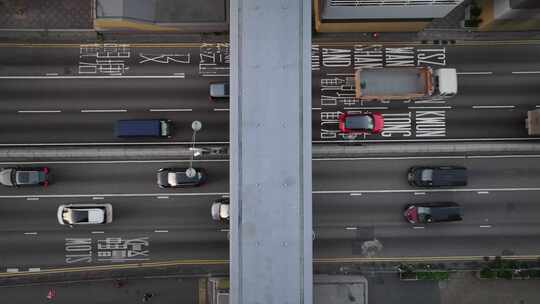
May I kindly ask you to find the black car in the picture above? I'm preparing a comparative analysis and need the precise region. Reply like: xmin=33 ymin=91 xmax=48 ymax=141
xmin=404 ymin=202 xmax=463 ymax=224
xmin=0 ymin=167 xmax=49 ymax=187
xmin=407 ymin=166 xmax=467 ymax=187
xmin=156 ymin=168 xmax=206 ymax=188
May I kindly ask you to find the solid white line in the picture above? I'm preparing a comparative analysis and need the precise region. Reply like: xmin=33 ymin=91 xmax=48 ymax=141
xmin=472 ymin=105 xmax=515 ymax=109
xmin=0 ymin=141 xmax=231 ymax=146
xmin=92 ymin=197 xmax=104 ymax=200
xmin=413 ymin=226 xmax=425 ymax=229
xmin=45 ymin=73 xmax=58 ymax=76
xmin=81 ymin=109 xmax=127 ymax=113
xmin=478 ymin=191 xmax=489 ymax=194
xmin=345 ymin=227 xmax=358 ymax=230
xmin=24 ymin=232 xmax=37 ymax=235
xmin=344 ymin=107 xmax=389 ymax=110
xmin=456 ymin=72 xmax=493 ymax=75
xmin=213 ymin=108 xmax=229 ymax=112
xmin=0 ymin=192 xmax=229 ymax=199
xmin=314 ymin=187 xmax=540 ymax=195
xmin=414 ymin=192 xmax=426 ymax=195
xmin=314 ymin=137 xmax=540 ymax=143
xmin=149 ymin=108 xmax=192 ymax=112
xmin=154 ymin=230 xmax=169 ymax=233
xmin=0 ymin=159 xmax=229 ymax=165
xmin=91 ymin=231 xmax=105 ymax=234
xmin=480 ymin=225 xmax=492 ymax=228
xmin=0 ymin=75 xmax=186 ymax=79
xmin=6 ymin=268 xmax=19 ymax=273
xmin=350 ymin=193 xmax=362 ymax=196
xmin=408 ymin=106 xmax=452 ymax=109
xmin=157 ymin=196 xmax=169 ymax=199
xmin=26 ymin=197 xmax=39 ymax=201
xmin=317 ymin=156 xmax=465 ymax=161
xmin=28 ymin=268 xmax=41 ymax=272
xmin=17 ymin=110 xmax=61 ymax=113
xmin=512 ymin=71 xmax=540 ymax=74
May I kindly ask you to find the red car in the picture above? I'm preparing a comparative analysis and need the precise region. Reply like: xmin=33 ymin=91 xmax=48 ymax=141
xmin=338 ymin=112 xmax=384 ymax=134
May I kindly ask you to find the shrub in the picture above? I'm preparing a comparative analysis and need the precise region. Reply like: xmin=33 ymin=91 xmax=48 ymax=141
xmin=417 ymin=271 xmax=449 ymax=281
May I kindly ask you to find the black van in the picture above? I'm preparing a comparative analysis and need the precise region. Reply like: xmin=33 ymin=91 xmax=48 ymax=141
xmin=115 ymin=119 xmax=172 ymax=138
xmin=407 ymin=166 xmax=467 ymax=187
xmin=404 ymin=202 xmax=463 ymax=224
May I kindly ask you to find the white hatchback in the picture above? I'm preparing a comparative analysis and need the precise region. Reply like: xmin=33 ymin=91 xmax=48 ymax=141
xmin=57 ymin=203 xmax=113 ymax=225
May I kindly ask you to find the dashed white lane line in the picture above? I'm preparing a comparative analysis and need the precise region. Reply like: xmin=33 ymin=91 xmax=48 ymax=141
xmin=312 ymin=107 xmax=322 ymax=110
xmin=220 ymin=229 xmax=230 ymax=232
xmin=213 ymin=108 xmax=230 ymax=112
xmin=26 ymin=197 xmax=39 ymax=201
xmin=344 ymin=107 xmax=389 ymax=110
xmin=478 ymin=191 xmax=490 ymax=195
xmin=157 ymin=196 xmax=169 ymax=199
xmin=221 ymin=194 xmax=229 ymax=198
xmin=350 ymin=193 xmax=363 ymax=196
xmin=512 ymin=71 xmax=540 ymax=74
xmin=92 ymin=197 xmax=104 ymax=200
xmin=24 ymin=232 xmax=37 ymax=235
xmin=472 ymin=105 xmax=515 ymax=109
xmin=149 ymin=108 xmax=192 ymax=112
xmin=456 ymin=72 xmax=493 ymax=75
xmin=91 ymin=231 xmax=105 ymax=234
xmin=0 ymin=75 xmax=186 ymax=79
xmin=413 ymin=226 xmax=425 ymax=229
xmin=345 ymin=227 xmax=358 ymax=230
xmin=414 ymin=192 xmax=426 ymax=195
xmin=28 ymin=268 xmax=41 ymax=272
xmin=480 ymin=225 xmax=492 ymax=228
xmin=6 ymin=268 xmax=19 ymax=273
xmin=17 ymin=110 xmax=62 ymax=113
xmin=408 ymin=106 xmax=452 ymax=109
xmin=81 ymin=109 xmax=127 ymax=113
xmin=45 ymin=73 xmax=59 ymax=76
xmin=154 ymin=230 xmax=169 ymax=233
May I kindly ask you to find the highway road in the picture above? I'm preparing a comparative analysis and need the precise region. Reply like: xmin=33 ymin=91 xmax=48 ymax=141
xmin=1 ymin=43 xmax=540 ymax=144
xmin=2 ymin=155 xmax=540 ymax=270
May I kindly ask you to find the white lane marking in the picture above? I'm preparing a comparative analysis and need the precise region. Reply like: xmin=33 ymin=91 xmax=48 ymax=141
xmin=456 ymin=72 xmax=493 ymax=75
xmin=350 ymin=193 xmax=362 ymax=196
xmin=408 ymin=106 xmax=452 ymax=109
xmin=477 ymin=191 xmax=489 ymax=194
xmin=149 ymin=108 xmax=192 ymax=112
xmin=213 ymin=108 xmax=230 ymax=112
xmin=81 ymin=109 xmax=127 ymax=113
xmin=24 ymin=232 xmax=37 ymax=235
xmin=28 ymin=268 xmax=41 ymax=272
xmin=45 ymin=73 xmax=58 ymax=76
xmin=6 ymin=154 xmax=540 ymax=166
xmin=0 ymin=141 xmax=230 ymax=146
xmin=92 ymin=197 xmax=104 ymax=200
xmin=0 ymin=159 xmax=229 ymax=165
xmin=414 ymin=192 xmax=426 ymax=195
xmin=512 ymin=71 xmax=540 ymax=74
xmin=472 ymin=105 xmax=515 ymax=109
xmin=345 ymin=227 xmax=358 ymax=230
xmin=314 ymin=137 xmax=540 ymax=143
xmin=221 ymin=194 xmax=230 ymax=198
xmin=312 ymin=107 xmax=322 ymax=110
xmin=91 ymin=231 xmax=105 ymax=234
xmin=0 ymin=192 xmax=229 ymax=199
xmin=157 ymin=196 xmax=169 ymax=199
xmin=220 ymin=229 xmax=230 ymax=232
xmin=17 ymin=110 xmax=61 ymax=113
xmin=413 ymin=226 xmax=425 ymax=229
xmin=480 ymin=225 xmax=492 ymax=228
xmin=536 ymin=105 xmax=540 ymax=108
xmin=6 ymin=268 xmax=19 ymax=273
xmin=173 ymin=73 xmax=185 ymax=76
xmin=26 ymin=197 xmax=39 ymax=201
xmin=0 ymin=75 xmax=186 ymax=79
xmin=154 ymin=230 xmax=169 ymax=233
xmin=314 ymin=188 xmax=540 ymax=195
xmin=344 ymin=107 xmax=389 ymax=110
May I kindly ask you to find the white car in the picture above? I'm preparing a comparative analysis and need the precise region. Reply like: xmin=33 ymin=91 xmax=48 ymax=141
xmin=211 ymin=198 xmax=230 ymax=221
xmin=57 ymin=204 xmax=113 ymax=225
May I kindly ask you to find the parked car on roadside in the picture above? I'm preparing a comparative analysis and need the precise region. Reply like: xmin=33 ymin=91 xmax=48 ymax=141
xmin=0 ymin=167 xmax=49 ymax=187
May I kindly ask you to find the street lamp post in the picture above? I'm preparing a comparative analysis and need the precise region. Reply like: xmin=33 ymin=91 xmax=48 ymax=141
xmin=186 ymin=120 xmax=202 ymax=178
